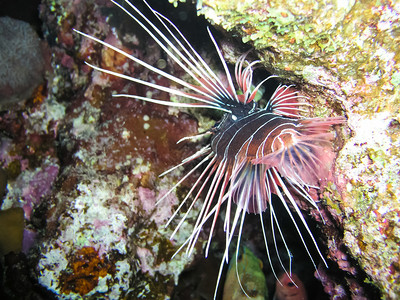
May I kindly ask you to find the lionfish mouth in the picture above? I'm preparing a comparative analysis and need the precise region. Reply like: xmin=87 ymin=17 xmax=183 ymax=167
xmin=74 ymin=0 xmax=345 ymax=298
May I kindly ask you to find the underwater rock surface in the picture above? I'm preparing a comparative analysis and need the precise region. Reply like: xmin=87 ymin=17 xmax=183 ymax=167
xmin=0 ymin=0 xmax=398 ymax=299
xmin=201 ymin=0 xmax=400 ymax=298
xmin=0 ymin=16 xmax=46 ymax=106
xmin=2 ymin=0 xmax=202 ymax=299
xmin=36 ymin=0 xmax=204 ymax=298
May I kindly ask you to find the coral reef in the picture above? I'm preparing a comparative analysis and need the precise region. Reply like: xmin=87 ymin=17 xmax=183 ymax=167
xmin=3 ymin=0 xmax=205 ymax=298
xmin=1 ymin=0 xmax=398 ymax=299
xmin=58 ymin=246 xmax=116 ymax=296
xmin=2 ymin=162 xmax=59 ymax=220
xmin=200 ymin=0 xmax=399 ymax=298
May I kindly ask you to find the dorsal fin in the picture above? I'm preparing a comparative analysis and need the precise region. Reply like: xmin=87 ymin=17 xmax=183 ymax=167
xmin=268 ymin=85 xmax=310 ymax=118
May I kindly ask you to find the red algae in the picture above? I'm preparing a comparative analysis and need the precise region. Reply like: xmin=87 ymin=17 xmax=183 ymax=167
xmin=94 ymin=98 xmax=198 ymax=174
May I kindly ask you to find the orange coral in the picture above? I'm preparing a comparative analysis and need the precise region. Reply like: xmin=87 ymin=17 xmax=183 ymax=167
xmin=59 ymin=247 xmax=115 ymax=296
xmin=101 ymin=44 xmax=133 ymax=73
xmin=32 ymin=84 xmax=45 ymax=104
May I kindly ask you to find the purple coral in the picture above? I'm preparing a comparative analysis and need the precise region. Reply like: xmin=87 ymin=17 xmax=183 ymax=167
xmin=20 ymin=164 xmax=59 ymax=219
xmin=4 ymin=163 xmax=59 ymax=220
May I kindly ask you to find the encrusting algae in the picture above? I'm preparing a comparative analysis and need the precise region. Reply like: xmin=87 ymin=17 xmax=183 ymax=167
xmin=1 ymin=0 xmax=397 ymax=299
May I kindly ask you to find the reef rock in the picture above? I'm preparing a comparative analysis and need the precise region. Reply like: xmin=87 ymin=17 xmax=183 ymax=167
xmin=200 ymin=0 xmax=400 ymax=298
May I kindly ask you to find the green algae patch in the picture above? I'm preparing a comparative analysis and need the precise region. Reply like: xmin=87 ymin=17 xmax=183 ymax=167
xmin=322 ymin=182 xmax=344 ymax=217
xmin=0 ymin=208 xmax=24 ymax=256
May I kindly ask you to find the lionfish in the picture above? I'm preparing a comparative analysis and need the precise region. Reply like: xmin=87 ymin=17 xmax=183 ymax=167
xmin=74 ymin=0 xmax=344 ymax=297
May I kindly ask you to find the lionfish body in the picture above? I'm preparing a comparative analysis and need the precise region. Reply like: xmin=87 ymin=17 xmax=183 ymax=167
xmin=74 ymin=0 xmax=345 ymax=297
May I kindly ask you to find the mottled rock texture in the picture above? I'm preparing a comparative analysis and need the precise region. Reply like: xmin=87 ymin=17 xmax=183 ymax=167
xmin=1 ymin=0 xmax=399 ymax=299
xmin=200 ymin=0 xmax=399 ymax=298
xmin=0 ymin=17 xmax=45 ymax=105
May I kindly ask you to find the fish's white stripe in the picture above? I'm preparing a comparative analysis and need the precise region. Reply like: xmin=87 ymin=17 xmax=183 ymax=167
xmin=271 ymin=168 xmax=328 ymax=268
xmin=159 ymin=145 xmax=212 ymax=178
xmin=113 ymin=94 xmax=231 ymax=113
xmin=113 ymin=0 xmax=228 ymax=104
xmin=221 ymin=114 xmax=282 ymax=160
xmin=156 ymin=149 xmax=212 ymax=206
xmin=188 ymin=160 xmax=225 ymax=255
xmin=169 ymin=156 xmax=218 ymax=243
xmin=213 ymin=111 xmax=280 ymax=153
xmin=233 ymin=115 xmax=288 ymax=160
xmin=269 ymin=198 xmax=297 ymax=284
xmin=166 ymin=153 xmax=215 ymax=232
xmin=74 ymin=30 xmax=224 ymax=107
xmin=151 ymin=10 xmax=233 ymax=103
xmin=256 ymin=121 xmax=300 ymax=158
xmin=207 ymin=27 xmax=239 ymax=103
xmin=204 ymin=159 xmax=228 ymax=257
